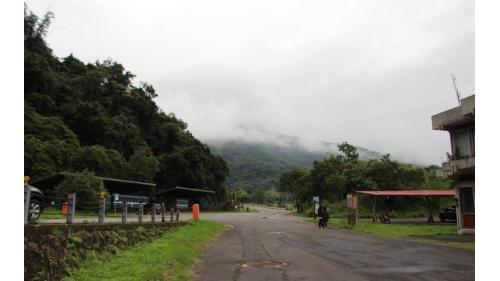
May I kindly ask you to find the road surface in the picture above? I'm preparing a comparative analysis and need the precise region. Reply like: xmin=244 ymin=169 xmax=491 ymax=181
xmin=192 ymin=206 xmax=474 ymax=281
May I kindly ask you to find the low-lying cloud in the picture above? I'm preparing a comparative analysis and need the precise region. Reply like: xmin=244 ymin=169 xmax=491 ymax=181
xmin=29 ymin=0 xmax=474 ymax=165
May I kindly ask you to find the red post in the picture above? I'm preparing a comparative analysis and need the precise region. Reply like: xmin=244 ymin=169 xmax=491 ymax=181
xmin=62 ymin=202 xmax=69 ymax=216
xmin=192 ymin=204 xmax=200 ymax=221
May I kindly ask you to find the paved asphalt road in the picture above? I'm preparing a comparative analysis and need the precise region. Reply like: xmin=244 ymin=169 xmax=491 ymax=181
xmin=192 ymin=206 xmax=474 ymax=281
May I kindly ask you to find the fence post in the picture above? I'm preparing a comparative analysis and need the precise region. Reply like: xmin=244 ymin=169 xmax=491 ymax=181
xmin=176 ymin=209 xmax=180 ymax=221
xmin=121 ymin=198 xmax=127 ymax=224
xmin=138 ymin=203 xmax=143 ymax=223
xmin=161 ymin=204 xmax=166 ymax=222
xmin=151 ymin=204 xmax=156 ymax=223
xmin=67 ymin=193 xmax=76 ymax=224
xmin=170 ymin=208 xmax=174 ymax=222
xmin=98 ymin=194 xmax=105 ymax=224
xmin=24 ymin=185 xmax=31 ymax=225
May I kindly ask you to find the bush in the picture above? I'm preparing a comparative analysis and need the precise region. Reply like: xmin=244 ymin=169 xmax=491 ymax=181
xmin=54 ymin=171 xmax=105 ymax=204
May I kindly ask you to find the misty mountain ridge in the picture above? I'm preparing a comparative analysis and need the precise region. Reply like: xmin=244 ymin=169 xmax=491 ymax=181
xmin=204 ymin=130 xmax=385 ymax=191
xmin=205 ymin=126 xmax=385 ymax=161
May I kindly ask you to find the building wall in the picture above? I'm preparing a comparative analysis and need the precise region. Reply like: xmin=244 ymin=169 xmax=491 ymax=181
xmin=456 ymin=180 xmax=475 ymax=230
xmin=432 ymin=95 xmax=475 ymax=234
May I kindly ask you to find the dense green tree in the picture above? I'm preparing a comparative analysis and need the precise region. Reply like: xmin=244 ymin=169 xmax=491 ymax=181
xmin=338 ymin=141 xmax=359 ymax=161
xmin=54 ymin=171 xmax=105 ymax=204
xmin=24 ymin=136 xmax=76 ymax=179
xmin=235 ymin=189 xmax=250 ymax=203
xmin=252 ymin=186 xmax=267 ymax=205
xmin=281 ymin=143 xmax=439 ymax=216
xmin=24 ymin=8 xmax=229 ymax=199
xmin=264 ymin=190 xmax=281 ymax=205
xmin=279 ymin=168 xmax=310 ymax=212
xmin=70 ymin=145 xmax=126 ymax=178
xmin=24 ymin=106 xmax=79 ymax=147
xmin=420 ymin=166 xmax=452 ymax=222
xmin=126 ymin=146 xmax=159 ymax=182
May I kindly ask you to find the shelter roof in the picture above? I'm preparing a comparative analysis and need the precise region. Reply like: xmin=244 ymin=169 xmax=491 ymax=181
xmin=155 ymin=186 xmax=215 ymax=198
xmin=30 ymin=172 xmax=156 ymax=195
xmin=356 ymin=190 xmax=455 ymax=197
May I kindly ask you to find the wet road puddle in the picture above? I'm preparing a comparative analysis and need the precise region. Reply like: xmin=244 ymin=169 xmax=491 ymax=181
xmin=236 ymin=261 xmax=289 ymax=270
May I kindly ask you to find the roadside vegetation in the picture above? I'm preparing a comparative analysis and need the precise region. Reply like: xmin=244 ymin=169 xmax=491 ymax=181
xmin=304 ymin=218 xmax=474 ymax=250
xmin=278 ymin=142 xmax=452 ymax=221
xmin=39 ymin=209 xmax=130 ymax=220
xmin=64 ymin=220 xmax=227 ymax=281
xmin=24 ymin=7 xmax=228 ymax=202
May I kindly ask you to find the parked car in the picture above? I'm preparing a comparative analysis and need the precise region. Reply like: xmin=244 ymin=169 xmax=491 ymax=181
xmin=24 ymin=184 xmax=44 ymax=221
xmin=439 ymin=205 xmax=457 ymax=222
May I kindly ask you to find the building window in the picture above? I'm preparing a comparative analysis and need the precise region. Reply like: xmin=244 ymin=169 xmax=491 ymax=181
xmin=460 ymin=187 xmax=475 ymax=214
xmin=470 ymin=128 xmax=475 ymax=156
xmin=453 ymin=129 xmax=473 ymax=158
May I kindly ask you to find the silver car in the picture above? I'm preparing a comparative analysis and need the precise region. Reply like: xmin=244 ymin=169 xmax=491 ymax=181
xmin=24 ymin=184 xmax=44 ymax=221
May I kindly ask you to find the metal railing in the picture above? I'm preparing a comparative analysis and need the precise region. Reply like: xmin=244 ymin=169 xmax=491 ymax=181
xmin=24 ymin=193 xmax=181 ymax=225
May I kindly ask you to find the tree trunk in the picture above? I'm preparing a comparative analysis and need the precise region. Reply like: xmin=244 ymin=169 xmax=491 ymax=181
xmin=425 ymin=196 xmax=434 ymax=223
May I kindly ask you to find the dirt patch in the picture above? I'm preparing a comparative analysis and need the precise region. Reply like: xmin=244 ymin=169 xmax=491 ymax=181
xmin=164 ymin=262 xmax=174 ymax=280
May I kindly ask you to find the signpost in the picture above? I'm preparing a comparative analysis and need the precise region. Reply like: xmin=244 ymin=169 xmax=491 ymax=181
xmin=347 ymin=193 xmax=358 ymax=227
xmin=313 ymin=196 xmax=319 ymax=220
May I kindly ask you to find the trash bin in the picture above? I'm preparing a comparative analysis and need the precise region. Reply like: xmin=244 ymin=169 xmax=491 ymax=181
xmin=61 ymin=202 xmax=69 ymax=216
xmin=192 ymin=204 xmax=199 ymax=221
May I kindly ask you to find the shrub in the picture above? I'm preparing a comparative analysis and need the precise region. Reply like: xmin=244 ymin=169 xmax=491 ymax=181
xmin=54 ymin=171 xmax=105 ymax=204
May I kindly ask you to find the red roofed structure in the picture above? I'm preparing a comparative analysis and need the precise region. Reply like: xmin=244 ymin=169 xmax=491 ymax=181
xmin=356 ymin=190 xmax=455 ymax=197
xmin=354 ymin=189 xmax=455 ymax=223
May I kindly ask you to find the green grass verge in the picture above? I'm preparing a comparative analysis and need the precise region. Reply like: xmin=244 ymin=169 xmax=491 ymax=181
xmin=64 ymin=220 xmax=228 ymax=281
xmin=304 ymin=218 xmax=474 ymax=250
xmin=40 ymin=209 xmax=125 ymax=220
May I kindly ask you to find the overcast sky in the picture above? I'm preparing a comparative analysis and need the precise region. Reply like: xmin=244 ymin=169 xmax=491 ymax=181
xmin=27 ymin=0 xmax=474 ymax=165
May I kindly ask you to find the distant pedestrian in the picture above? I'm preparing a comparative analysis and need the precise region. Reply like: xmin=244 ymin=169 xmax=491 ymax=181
xmin=317 ymin=204 xmax=324 ymax=228
xmin=321 ymin=207 xmax=330 ymax=228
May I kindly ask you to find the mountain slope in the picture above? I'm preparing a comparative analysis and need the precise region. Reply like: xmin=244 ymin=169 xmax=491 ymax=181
xmin=207 ymin=139 xmax=384 ymax=192
xmin=209 ymin=140 xmax=327 ymax=190
xmin=24 ymin=9 xmax=228 ymax=198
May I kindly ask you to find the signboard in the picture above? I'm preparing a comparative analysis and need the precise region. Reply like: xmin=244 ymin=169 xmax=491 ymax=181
xmin=176 ymin=199 xmax=189 ymax=210
xmin=347 ymin=194 xmax=358 ymax=210
xmin=347 ymin=194 xmax=353 ymax=209
xmin=314 ymin=202 xmax=320 ymax=215
xmin=313 ymin=196 xmax=320 ymax=216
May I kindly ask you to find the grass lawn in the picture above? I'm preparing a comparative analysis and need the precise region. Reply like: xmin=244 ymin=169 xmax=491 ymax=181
xmin=305 ymin=218 xmax=474 ymax=250
xmin=64 ymin=220 xmax=228 ymax=281
xmin=40 ymin=207 xmax=139 ymax=220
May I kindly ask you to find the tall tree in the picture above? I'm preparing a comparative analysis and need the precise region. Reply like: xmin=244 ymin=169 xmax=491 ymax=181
xmin=24 ymin=7 xmax=229 ymax=199
xmin=279 ymin=168 xmax=309 ymax=212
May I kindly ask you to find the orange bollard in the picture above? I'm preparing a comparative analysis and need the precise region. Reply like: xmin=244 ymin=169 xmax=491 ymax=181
xmin=192 ymin=204 xmax=200 ymax=221
xmin=61 ymin=202 xmax=69 ymax=216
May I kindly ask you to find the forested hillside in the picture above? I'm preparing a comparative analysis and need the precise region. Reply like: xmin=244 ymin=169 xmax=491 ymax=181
xmin=208 ymin=140 xmax=327 ymax=191
xmin=24 ymin=9 xmax=228 ymax=198
xmin=207 ymin=138 xmax=386 ymax=192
